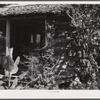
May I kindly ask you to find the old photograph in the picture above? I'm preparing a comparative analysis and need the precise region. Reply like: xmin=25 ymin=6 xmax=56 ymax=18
xmin=0 ymin=3 xmax=100 ymax=90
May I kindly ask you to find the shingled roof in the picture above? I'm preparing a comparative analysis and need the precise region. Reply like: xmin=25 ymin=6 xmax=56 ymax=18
xmin=0 ymin=4 xmax=73 ymax=16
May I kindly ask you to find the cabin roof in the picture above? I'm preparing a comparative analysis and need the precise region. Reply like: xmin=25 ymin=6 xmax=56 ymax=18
xmin=0 ymin=4 xmax=73 ymax=17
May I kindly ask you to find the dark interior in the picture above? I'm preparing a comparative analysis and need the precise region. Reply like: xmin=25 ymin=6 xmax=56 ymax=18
xmin=10 ymin=18 xmax=45 ymax=60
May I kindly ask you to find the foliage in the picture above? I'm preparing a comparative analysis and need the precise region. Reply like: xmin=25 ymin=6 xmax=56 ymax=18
xmin=55 ymin=4 xmax=100 ymax=89
xmin=29 ymin=4 xmax=100 ymax=89
xmin=71 ymin=5 xmax=100 ymax=89
xmin=0 ymin=47 xmax=22 ymax=89
xmin=19 ymin=49 xmax=58 ymax=89
xmin=1 ymin=4 xmax=100 ymax=90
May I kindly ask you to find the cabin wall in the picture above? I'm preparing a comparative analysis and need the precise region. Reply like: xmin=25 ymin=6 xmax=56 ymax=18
xmin=0 ymin=14 xmax=73 ymax=65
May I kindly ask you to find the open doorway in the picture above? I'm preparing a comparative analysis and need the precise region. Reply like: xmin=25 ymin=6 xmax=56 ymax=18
xmin=10 ymin=18 xmax=45 ymax=60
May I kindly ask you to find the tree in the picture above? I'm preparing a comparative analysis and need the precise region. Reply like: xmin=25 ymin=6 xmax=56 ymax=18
xmin=47 ymin=4 xmax=100 ymax=89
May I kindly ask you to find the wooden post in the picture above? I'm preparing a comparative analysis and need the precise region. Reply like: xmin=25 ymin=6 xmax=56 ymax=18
xmin=6 ymin=19 xmax=10 ymax=48
xmin=6 ymin=19 xmax=11 ymax=88
xmin=45 ymin=18 xmax=48 ymax=46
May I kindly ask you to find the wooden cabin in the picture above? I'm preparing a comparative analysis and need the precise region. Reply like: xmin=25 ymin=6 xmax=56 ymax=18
xmin=0 ymin=4 xmax=75 ymax=65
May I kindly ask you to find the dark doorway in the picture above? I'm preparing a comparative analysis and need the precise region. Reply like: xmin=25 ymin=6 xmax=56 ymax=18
xmin=10 ymin=18 xmax=45 ymax=60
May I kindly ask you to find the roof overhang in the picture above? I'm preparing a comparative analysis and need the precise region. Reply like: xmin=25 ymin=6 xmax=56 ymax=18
xmin=0 ymin=4 xmax=73 ymax=19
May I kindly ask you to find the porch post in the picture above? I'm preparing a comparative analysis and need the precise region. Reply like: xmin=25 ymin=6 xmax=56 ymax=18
xmin=6 ymin=19 xmax=10 ymax=48
xmin=45 ymin=18 xmax=48 ymax=46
